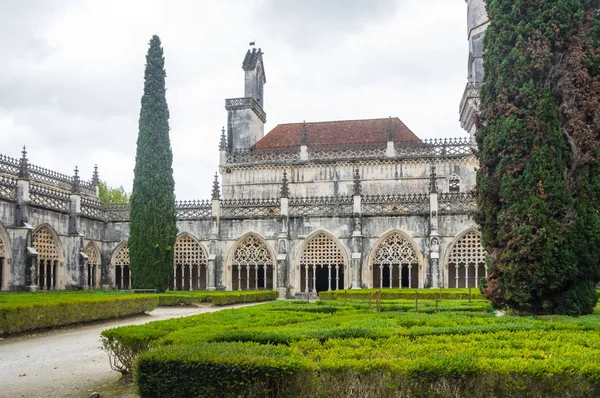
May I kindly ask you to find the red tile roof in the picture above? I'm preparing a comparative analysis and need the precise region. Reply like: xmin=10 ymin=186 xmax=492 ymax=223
xmin=254 ymin=117 xmax=420 ymax=150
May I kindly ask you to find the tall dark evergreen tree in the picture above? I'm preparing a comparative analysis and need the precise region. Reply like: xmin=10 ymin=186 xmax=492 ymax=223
xmin=129 ymin=35 xmax=177 ymax=292
xmin=477 ymin=0 xmax=600 ymax=315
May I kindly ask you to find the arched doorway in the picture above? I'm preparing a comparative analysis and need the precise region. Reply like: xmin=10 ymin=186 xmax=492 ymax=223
xmin=172 ymin=234 xmax=208 ymax=291
xmin=371 ymin=233 xmax=419 ymax=289
xmin=446 ymin=231 xmax=486 ymax=288
xmin=231 ymin=235 xmax=274 ymax=291
xmin=32 ymin=227 xmax=60 ymax=290
xmin=113 ymin=243 xmax=131 ymax=290
xmin=299 ymin=233 xmax=346 ymax=293
xmin=85 ymin=242 xmax=100 ymax=289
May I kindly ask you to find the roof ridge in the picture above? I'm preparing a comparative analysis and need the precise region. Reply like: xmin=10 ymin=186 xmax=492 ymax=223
xmin=275 ymin=117 xmax=404 ymax=126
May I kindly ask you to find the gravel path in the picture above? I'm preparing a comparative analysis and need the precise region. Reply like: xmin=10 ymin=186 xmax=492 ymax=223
xmin=0 ymin=304 xmax=258 ymax=398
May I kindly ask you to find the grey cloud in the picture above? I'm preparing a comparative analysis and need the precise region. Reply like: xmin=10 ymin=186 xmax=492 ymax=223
xmin=257 ymin=0 xmax=399 ymax=49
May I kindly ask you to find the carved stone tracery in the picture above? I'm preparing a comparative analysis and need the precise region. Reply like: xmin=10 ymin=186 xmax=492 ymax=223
xmin=372 ymin=234 xmax=419 ymax=289
xmin=173 ymin=235 xmax=208 ymax=290
xmin=300 ymin=233 xmax=345 ymax=292
xmin=33 ymin=227 xmax=59 ymax=290
xmin=232 ymin=235 xmax=274 ymax=290
xmin=447 ymin=231 xmax=486 ymax=288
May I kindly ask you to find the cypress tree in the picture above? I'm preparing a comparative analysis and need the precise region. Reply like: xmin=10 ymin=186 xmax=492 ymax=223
xmin=477 ymin=0 xmax=600 ymax=315
xmin=129 ymin=35 xmax=177 ymax=292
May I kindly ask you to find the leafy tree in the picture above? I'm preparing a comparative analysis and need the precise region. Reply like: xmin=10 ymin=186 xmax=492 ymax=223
xmin=129 ymin=35 xmax=177 ymax=292
xmin=98 ymin=182 xmax=129 ymax=205
xmin=477 ymin=0 xmax=600 ymax=315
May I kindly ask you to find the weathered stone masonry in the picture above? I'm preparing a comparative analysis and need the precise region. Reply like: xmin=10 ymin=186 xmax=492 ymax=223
xmin=0 ymin=23 xmax=490 ymax=295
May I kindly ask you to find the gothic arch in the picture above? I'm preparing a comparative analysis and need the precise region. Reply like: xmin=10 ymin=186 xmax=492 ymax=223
xmin=172 ymin=232 xmax=208 ymax=291
xmin=110 ymin=241 xmax=131 ymax=290
xmin=443 ymin=228 xmax=487 ymax=288
xmin=0 ymin=221 xmax=11 ymax=291
xmin=225 ymin=232 xmax=276 ymax=291
xmin=366 ymin=229 xmax=424 ymax=289
xmin=84 ymin=241 xmax=101 ymax=289
xmin=32 ymin=224 xmax=63 ymax=290
xmin=295 ymin=230 xmax=350 ymax=293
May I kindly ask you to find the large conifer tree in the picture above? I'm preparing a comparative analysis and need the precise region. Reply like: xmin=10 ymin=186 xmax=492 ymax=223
xmin=477 ymin=1 xmax=600 ymax=314
xmin=129 ymin=35 xmax=177 ymax=292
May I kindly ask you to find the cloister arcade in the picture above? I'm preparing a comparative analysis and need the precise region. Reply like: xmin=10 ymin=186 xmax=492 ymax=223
xmin=113 ymin=242 xmax=131 ymax=290
xmin=371 ymin=233 xmax=420 ymax=289
xmin=299 ymin=232 xmax=347 ymax=293
xmin=172 ymin=234 xmax=208 ymax=291
xmin=32 ymin=226 xmax=60 ymax=290
xmin=84 ymin=242 xmax=101 ymax=289
xmin=230 ymin=234 xmax=274 ymax=291
xmin=445 ymin=230 xmax=487 ymax=288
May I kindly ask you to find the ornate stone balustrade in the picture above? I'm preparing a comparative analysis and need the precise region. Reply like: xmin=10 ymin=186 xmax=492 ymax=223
xmin=29 ymin=182 xmax=70 ymax=213
xmin=175 ymin=200 xmax=211 ymax=220
xmin=362 ymin=193 xmax=429 ymax=215
xmin=221 ymin=198 xmax=280 ymax=218
xmin=81 ymin=197 xmax=105 ymax=220
xmin=225 ymin=97 xmax=267 ymax=122
xmin=439 ymin=191 xmax=477 ymax=214
xmin=289 ymin=195 xmax=354 ymax=217
xmin=224 ymin=137 xmax=475 ymax=165
xmin=0 ymin=154 xmax=20 ymax=174
xmin=0 ymin=153 xmax=96 ymax=196
xmin=0 ymin=175 xmax=17 ymax=201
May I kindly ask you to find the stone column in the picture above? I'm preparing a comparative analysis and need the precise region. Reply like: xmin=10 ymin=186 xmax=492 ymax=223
xmin=427 ymin=165 xmax=441 ymax=288
xmin=80 ymin=251 xmax=89 ymax=290
xmin=207 ymin=240 xmax=217 ymax=291
xmin=351 ymin=169 xmax=363 ymax=289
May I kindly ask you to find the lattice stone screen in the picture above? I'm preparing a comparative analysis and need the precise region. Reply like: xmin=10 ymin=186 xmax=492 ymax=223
xmin=447 ymin=231 xmax=487 ymax=288
xmin=300 ymin=233 xmax=345 ymax=293
xmin=33 ymin=227 xmax=59 ymax=290
xmin=232 ymin=235 xmax=274 ymax=290
xmin=113 ymin=243 xmax=131 ymax=290
xmin=173 ymin=235 xmax=208 ymax=290
xmin=85 ymin=242 xmax=100 ymax=289
xmin=372 ymin=234 xmax=419 ymax=289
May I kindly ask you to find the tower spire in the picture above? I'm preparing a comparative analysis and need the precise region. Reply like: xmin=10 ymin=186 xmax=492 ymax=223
xmin=211 ymin=172 xmax=221 ymax=200
xmin=219 ymin=126 xmax=227 ymax=150
xmin=92 ymin=164 xmax=100 ymax=186
xmin=18 ymin=145 xmax=29 ymax=179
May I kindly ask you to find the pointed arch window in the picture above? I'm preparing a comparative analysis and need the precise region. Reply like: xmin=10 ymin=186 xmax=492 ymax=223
xmin=114 ymin=243 xmax=131 ymax=290
xmin=447 ymin=231 xmax=486 ymax=288
xmin=33 ymin=227 xmax=59 ymax=290
xmin=231 ymin=235 xmax=274 ymax=290
xmin=372 ymin=233 xmax=419 ymax=289
xmin=300 ymin=233 xmax=345 ymax=293
xmin=172 ymin=235 xmax=208 ymax=291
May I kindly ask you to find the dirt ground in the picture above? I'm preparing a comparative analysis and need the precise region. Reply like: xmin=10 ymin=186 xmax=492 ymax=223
xmin=0 ymin=303 xmax=258 ymax=398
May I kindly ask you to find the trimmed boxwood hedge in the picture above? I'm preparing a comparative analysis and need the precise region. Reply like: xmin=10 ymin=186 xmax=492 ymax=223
xmin=157 ymin=290 xmax=278 ymax=306
xmin=0 ymin=295 xmax=158 ymax=335
xmin=319 ymin=288 xmax=483 ymax=301
xmin=101 ymin=300 xmax=600 ymax=396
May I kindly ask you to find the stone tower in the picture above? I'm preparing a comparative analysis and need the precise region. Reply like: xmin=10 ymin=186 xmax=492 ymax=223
xmin=225 ymin=47 xmax=267 ymax=151
xmin=459 ymin=0 xmax=489 ymax=139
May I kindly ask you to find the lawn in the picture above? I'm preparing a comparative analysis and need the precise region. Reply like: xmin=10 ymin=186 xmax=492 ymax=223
xmin=101 ymin=295 xmax=600 ymax=397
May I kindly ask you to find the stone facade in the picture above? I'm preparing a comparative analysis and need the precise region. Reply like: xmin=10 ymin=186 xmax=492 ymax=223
xmin=0 ymin=30 xmax=487 ymax=296
xmin=460 ymin=0 xmax=489 ymax=140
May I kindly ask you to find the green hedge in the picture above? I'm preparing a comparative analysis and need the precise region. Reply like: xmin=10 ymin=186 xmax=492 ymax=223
xmin=99 ymin=299 xmax=600 ymax=395
xmin=319 ymin=288 xmax=483 ymax=301
xmin=157 ymin=290 xmax=278 ymax=306
xmin=129 ymin=301 xmax=600 ymax=397
xmin=0 ymin=295 xmax=158 ymax=335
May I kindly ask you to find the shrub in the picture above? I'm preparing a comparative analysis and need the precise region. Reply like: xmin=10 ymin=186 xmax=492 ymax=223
xmin=0 ymin=295 xmax=158 ymax=336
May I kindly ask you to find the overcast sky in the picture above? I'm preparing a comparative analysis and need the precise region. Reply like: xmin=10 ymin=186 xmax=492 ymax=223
xmin=0 ymin=0 xmax=469 ymax=199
